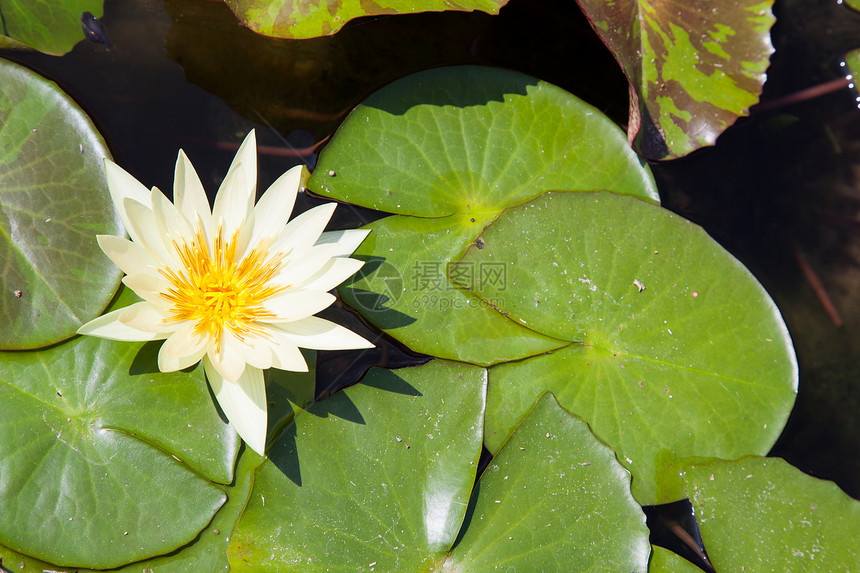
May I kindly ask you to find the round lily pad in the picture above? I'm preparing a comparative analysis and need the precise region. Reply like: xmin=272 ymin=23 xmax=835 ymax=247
xmin=0 ymin=449 xmax=261 ymax=573
xmin=228 ymin=363 xmax=650 ymax=571
xmin=0 ymin=290 xmax=240 ymax=568
xmin=466 ymin=191 xmax=797 ymax=504
xmin=685 ymin=457 xmax=860 ymax=571
xmin=228 ymin=360 xmax=488 ymax=570
xmin=312 ymin=65 xmax=658 ymax=364
xmin=0 ymin=58 xmax=123 ymax=349
xmin=445 ymin=393 xmax=650 ymax=572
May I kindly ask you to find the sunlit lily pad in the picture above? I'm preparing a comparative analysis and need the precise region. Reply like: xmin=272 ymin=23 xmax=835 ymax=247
xmin=466 ymin=191 xmax=796 ymax=504
xmin=0 ymin=449 xmax=262 ymax=573
xmin=0 ymin=363 xmax=311 ymax=572
xmin=577 ymin=0 xmax=775 ymax=158
xmin=228 ymin=363 xmax=650 ymax=571
xmin=685 ymin=457 xmax=860 ymax=571
xmin=228 ymin=360 xmax=488 ymax=569
xmin=444 ymin=393 xmax=650 ymax=572
xmin=0 ymin=289 xmax=240 ymax=568
xmin=312 ymin=65 xmax=658 ymax=364
xmin=0 ymin=1 xmax=104 ymax=55
xmin=0 ymin=58 xmax=123 ymax=349
xmin=224 ymin=0 xmax=507 ymax=39
xmin=263 ymin=348 xmax=318 ymax=451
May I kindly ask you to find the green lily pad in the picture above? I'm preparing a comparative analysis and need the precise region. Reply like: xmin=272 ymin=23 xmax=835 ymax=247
xmin=467 ymin=191 xmax=796 ymax=504
xmin=0 ymin=360 xmax=311 ymax=573
xmin=228 ymin=363 xmax=650 ymax=571
xmin=264 ymin=348 xmax=317 ymax=451
xmin=685 ymin=457 xmax=860 ymax=571
xmin=312 ymin=65 xmax=658 ymax=364
xmin=444 ymin=393 xmax=650 ymax=571
xmin=0 ymin=448 xmax=263 ymax=573
xmin=648 ymin=546 xmax=702 ymax=572
xmin=120 ymin=448 xmax=263 ymax=573
xmin=0 ymin=288 xmax=240 ymax=568
xmin=0 ymin=58 xmax=123 ymax=349
xmin=0 ymin=2 xmax=105 ymax=55
xmin=577 ymin=0 xmax=775 ymax=158
xmin=339 ymin=214 xmax=567 ymax=365
xmin=224 ymin=0 xmax=507 ymax=39
xmin=228 ymin=359 xmax=488 ymax=570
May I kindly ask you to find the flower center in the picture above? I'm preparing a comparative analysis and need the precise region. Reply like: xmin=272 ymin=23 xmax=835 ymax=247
xmin=160 ymin=223 xmax=286 ymax=351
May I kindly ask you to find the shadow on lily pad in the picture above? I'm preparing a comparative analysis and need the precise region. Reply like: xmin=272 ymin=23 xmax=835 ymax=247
xmin=129 ymin=340 xmax=162 ymax=375
xmin=340 ymin=256 xmax=416 ymax=329
xmin=268 ymin=422 xmax=302 ymax=487
xmin=362 ymin=65 xmax=534 ymax=115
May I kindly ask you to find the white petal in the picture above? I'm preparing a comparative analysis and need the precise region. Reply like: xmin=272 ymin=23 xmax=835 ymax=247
xmin=204 ymin=358 xmax=267 ymax=455
xmin=270 ymin=203 xmax=336 ymax=258
xmin=173 ymin=150 xmax=213 ymax=240
xmin=124 ymin=197 xmax=178 ymax=267
xmin=226 ymin=331 xmax=273 ymax=370
xmin=225 ymin=131 xmax=257 ymax=200
xmin=213 ymin=130 xmax=257 ymax=246
xmin=212 ymin=163 xmax=255 ymax=255
xmin=316 ymin=228 xmax=371 ymax=257
xmin=265 ymin=333 xmax=309 ymax=371
xmin=151 ymin=186 xmax=195 ymax=253
xmin=259 ymin=290 xmax=336 ymax=323
xmin=78 ymin=308 xmax=168 ymax=341
xmin=274 ymin=243 xmax=340 ymax=289
xmin=158 ymin=323 xmax=207 ymax=372
xmin=272 ymin=316 xmax=374 ymax=350
xmin=104 ymin=160 xmax=151 ymax=240
xmin=248 ymin=165 xmax=303 ymax=249
xmin=206 ymin=334 xmax=247 ymax=382
xmin=97 ymin=234 xmax=160 ymax=277
xmin=122 ymin=273 xmax=171 ymax=307
xmin=293 ymin=256 xmax=364 ymax=293
xmin=119 ymin=301 xmax=176 ymax=333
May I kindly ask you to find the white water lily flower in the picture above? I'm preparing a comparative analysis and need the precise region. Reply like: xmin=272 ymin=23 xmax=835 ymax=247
xmin=78 ymin=131 xmax=373 ymax=454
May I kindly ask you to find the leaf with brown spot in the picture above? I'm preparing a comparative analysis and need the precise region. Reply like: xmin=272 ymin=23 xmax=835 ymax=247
xmin=225 ymin=0 xmax=508 ymax=39
xmin=577 ymin=0 xmax=775 ymax=159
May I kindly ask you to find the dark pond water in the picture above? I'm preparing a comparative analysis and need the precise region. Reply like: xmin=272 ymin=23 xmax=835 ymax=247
xmin=2 ymin=0 xmax=859 ymax=560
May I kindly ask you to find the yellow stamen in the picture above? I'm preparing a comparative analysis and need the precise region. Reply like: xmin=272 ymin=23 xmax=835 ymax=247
xmin=160 ymin=222 xmax=286 ymax=352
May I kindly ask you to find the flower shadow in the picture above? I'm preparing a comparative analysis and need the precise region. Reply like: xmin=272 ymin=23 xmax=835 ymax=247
xmin=362 ymin=65 xmax=532 ymax=116
xmin=359 ymin=367 xmax=422 ymax=397
xmin=129 ymin=340 xmax=202 ymax=377
xmin=267 ymin=421 xmax=302 ymax=487
xmin=339 ymin=255 xmax=415 ymax=329
xmin=268 ymin=368 xmax=422 ymax=488
xmin=129 ymin=341 xmax=163 ymax=375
